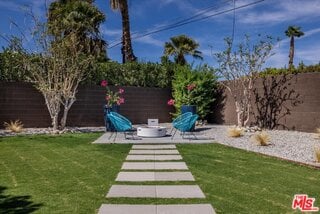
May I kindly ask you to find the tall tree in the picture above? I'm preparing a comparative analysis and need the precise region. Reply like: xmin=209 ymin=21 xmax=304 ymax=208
xmin=13 ymin=0 xmax=106 ymax=130
xmin=215 ymin=35 xmax=275 ymax=127
xmin=163 ymin=35 xmax=203 ymax=65
xmin=285 ymin=26 xmax=304 ymax=69
xmin=110 ymin=0 xmax=136 ymax=63
xmin=48 ymin=0 xmax=107 ymax=59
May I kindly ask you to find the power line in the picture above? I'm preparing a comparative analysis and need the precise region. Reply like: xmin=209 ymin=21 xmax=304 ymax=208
xmin=108 ymin=0 xmax=265 ymax=49
xmin=108 ymin=0 xmax=233 ymax=48
xmin=129 ymin=0 xmax=232 ymax=37
xmin=230 ymin=0 xmax=236 ymax=48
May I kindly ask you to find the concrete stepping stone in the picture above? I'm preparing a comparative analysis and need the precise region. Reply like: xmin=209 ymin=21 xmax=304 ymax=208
xmin=116 ymin=171 xmax=194 ymax=181
xmin=154 ymin=155 xmax=182 ymax=160
xmin=106 ymin=185 xmax=205 ymax=198
xmin=155 ymin=162 xmax=188 ymax=170
xmin=121 ymin=162 xmax=188 ymax=170
xmin=157 ymin=204 xmax=215 ymax=214
xmin=98 ymin=204 xmax=215 ymax=214
xmin=126 ymin=155 xmax=155 ymax=160
xmin=156 ymin=185 xmax=205 ymax=198
xmin=98 ymin=204 xmax=156 ymax=214
xmin=126 ymin=155 xmax=182 ymax=161
xmin=129 ymin=149 xmax=180 ymax=154
xmin=107 ymin=185 xmax=155 ymax=198
xmin=132 ymin=144 xmax=176 ymax=149
xmin=122 ymin=162 xmax=156 ymax=170
xmin=116 ymin=172 xmax=155 ymax=181
xmin=155 ymin=172 xmax=194 ymax=181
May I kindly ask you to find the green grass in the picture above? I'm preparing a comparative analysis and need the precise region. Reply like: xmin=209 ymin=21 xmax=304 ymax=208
xmin=1 ymin=135 xmax=320 ymax=213
xmin=0 ymin=133 xmax=130 ymax=213
xmin=177 ymin=144 xmax=320 ymax=213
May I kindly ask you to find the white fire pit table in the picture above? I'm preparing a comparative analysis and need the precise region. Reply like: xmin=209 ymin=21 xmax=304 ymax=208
xmin=137 ymin=126 xmax=167 ymax=138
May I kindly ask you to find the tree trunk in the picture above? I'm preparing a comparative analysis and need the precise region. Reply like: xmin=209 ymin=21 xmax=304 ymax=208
xmin=42 ymin=92 xmax=61 ymax=131
xmin=119 ymin=0 xmax=136 ymax=63
xmin=60 ymin=106 xmax=69 ymax=130
xmin=121 ymin=45 xmax=125 ymax=64
xmin=60 ymin=97 xmax=76 ymax=130
xmin=288 ymin=36 xmax=294 ymax=69
xmin=52 ymin=114 xmax=59 ymax=131
xmin=177 ymin=53 xmax=186 ymax=65
xmin=243 ymin=103 xmax=250 ymax=126
xmin=235 ymin=101 xmax=243 ymax=127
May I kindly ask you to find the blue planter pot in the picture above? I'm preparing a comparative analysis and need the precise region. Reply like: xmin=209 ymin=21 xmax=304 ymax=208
xmin=181 ymin=105 xmax=196 ymax=130
xmin=181 ymin=105 xmax=196 ymax=115
xmin=104 ymin=105 xmax=120 ymax=131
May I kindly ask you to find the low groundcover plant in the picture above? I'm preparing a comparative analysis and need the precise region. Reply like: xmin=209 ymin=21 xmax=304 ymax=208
xmin=314 ymin=128 xmax=320 ymax=139
xmin=252 ymin=131 xmax=270 ymax=146
xmin=3 ymin=120 xmax=24 ymax=133
xmin=315 ymin=146 xmax=320 ymax=163
xmin=227 ymin=127 xmax=243 ymax=138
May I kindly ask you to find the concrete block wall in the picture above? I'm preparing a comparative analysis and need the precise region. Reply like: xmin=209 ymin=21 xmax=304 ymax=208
xmin=209 ymin=72 xmax=320 ymax=132
xmin=1 ymin=72 xmax=320 ymax=132
xmin=0 ymin=83 xmax=174 ymax=128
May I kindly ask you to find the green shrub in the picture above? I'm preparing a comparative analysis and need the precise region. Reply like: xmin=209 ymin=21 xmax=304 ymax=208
xmin=171 ymin=65 xmax=218 ymax=119
xmin=85 ymin=61 xmax=174 ymax=88
xmin=259 ymin=62 xmax=320 ymax=77
xmin=0 ymin=49 xmax=28 ymax=82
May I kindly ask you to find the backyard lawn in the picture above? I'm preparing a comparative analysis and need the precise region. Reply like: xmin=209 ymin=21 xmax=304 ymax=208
xmin=0 ymin=134 xmax=131 ymax=213
xmin=1 ymin=134 xmax=319 ymax=213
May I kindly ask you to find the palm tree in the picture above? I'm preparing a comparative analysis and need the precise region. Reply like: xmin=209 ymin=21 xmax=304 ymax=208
xmin=163 ymin=35 xmax=203 ymax=65
xmin=110 ymin=0 xmax=136 ymax=63
xmin=285 ymin=26 xmax=304 ymax=69
xmin=48 ymin=0 xmax=106 ymax=58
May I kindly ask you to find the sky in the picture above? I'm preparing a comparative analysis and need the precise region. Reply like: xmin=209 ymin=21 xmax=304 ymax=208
xmin=0 ymin=0 xmax=320 ymax=68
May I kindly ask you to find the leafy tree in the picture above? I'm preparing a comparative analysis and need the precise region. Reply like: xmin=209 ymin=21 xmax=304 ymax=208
xmin=0 ymin=37 xmax=27 ymax=81
xmin=15 ymin=1 xmax=105 ymax=130
xmin=285 ymin=26 xmax=304 ymax=69
xmin=48 ymin=0 xmax=107 ymax=60
xmin=215 ymin=35 xmax=275 ymax=127
xmin=109 ymin=0 xmax=136 ymax=63
xmin=163 ymin=35 xmax=203 ymax=65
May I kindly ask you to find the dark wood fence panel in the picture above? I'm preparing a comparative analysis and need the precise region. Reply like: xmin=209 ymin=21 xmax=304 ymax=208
xmin=0 ymin=83 xmax=173 ymax=128
xmin=2 ymin=73 xmax=320 ymax=132
xmin=209 ymin=73 xmax=320 ymax=132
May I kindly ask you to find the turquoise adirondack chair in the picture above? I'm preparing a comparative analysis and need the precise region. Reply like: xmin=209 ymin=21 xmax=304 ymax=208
xmin=107 ymin=112 xmax=135 ymax=141
xmin=169 ymin=112 xmax=193 ymax=135
xmin=171 ymin=114 xmax=199 ymax=139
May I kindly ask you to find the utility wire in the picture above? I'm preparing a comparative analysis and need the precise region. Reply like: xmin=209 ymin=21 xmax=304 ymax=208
xmin=230 ymin=0 xmax=236 ymax=49
xmin=108 ymin=0 xmax=233 ymax=47
xmin=130 ymin=0 xmax=232 ymax=37
xmin=108 ymin=0 xmax=264 ymax=49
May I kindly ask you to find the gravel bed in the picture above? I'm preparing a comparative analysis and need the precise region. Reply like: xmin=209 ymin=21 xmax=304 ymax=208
xmin=202 ymin=125 xmax=320 ymax=167
xmin=0 ymin=127 xmax=105 ymax=136
xmin=1 ymin=124 xmax=319 ymax=167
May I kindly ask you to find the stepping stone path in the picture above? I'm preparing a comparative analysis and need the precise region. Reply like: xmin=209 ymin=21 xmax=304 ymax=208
xmin=98 ymin=144 xmax=215 ymax=214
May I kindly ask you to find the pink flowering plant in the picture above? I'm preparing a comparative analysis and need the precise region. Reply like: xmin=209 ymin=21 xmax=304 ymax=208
xmin=169 ymin=65 xmax=218 ymax=119
xmin=186 ymin=83 xmax=196 ymax=104
xmin=167 ymin=99 xmax=175 ymax=106
xmin=101 ymin=80 xmax=125 ymax=106
xmin=167 ymin=83 xmax=196 ymax=107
